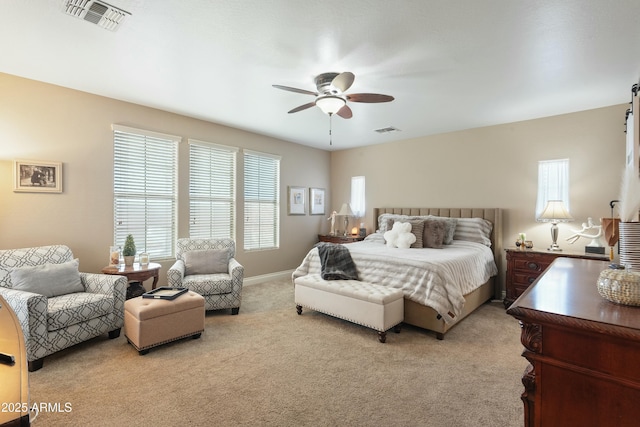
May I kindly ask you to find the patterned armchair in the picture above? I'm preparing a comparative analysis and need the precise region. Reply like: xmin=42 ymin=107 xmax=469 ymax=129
xmin=168 ymin=238 xmax=244 ymax=314
xmin=0 ymin=245 xmax=126 ymax=371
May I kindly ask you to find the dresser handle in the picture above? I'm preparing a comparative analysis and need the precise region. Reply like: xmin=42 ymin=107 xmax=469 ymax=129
xmin=527 ymin=262 xmax=539 ymax=270
xmin=528 ymin=277 xmax=536 ymax=284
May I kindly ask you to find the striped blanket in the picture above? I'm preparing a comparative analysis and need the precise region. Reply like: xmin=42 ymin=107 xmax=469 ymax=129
xmin=293 ymin=239 xmax=497 ymax=324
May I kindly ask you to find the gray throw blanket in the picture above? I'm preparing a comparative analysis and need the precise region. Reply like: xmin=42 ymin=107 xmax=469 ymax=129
xmin=315 ymin=242 xmax=359 ymax=280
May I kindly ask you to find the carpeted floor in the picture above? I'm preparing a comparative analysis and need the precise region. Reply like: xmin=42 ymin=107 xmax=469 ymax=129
xmin=28 ymin=279 xmax=527 ymax=426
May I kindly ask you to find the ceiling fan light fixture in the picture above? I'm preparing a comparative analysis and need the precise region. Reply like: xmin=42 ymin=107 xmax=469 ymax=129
xmin=316 ymin=96 xmax=346 ymax=115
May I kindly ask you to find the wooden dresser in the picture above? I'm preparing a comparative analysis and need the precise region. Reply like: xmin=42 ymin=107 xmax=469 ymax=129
xmin=0 ymin=296 xmax=30 ymax=427
xmin=503 ymin=248 xmax=607 ymax=307
xmin=507 ymin=258 xmax=640 ymax=427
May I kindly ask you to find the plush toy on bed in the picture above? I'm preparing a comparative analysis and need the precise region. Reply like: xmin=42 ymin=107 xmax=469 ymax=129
xmin=383 ymin=221 xmax=416 ymax=249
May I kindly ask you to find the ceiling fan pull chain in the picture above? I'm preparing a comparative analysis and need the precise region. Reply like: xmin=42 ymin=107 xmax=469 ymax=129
xmin=329 ymin=114 xmax=333 ymax=146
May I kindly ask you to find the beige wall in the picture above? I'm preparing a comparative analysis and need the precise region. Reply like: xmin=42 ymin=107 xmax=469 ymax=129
xmin=0 ymin=72 xmax=628 ymax=292
xmin=330 ymin=104 xmax=627 ymax=292
xmin=0 ymin=73 xmax=331 ymax=285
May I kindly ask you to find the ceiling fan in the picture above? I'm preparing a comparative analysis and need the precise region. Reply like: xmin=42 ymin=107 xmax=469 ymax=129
xmin=273 ymin=71 xmax=394 ymax=119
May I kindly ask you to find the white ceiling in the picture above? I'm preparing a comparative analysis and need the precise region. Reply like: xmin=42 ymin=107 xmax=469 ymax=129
xmin=2 ymin=0 xmax=640 ymax=151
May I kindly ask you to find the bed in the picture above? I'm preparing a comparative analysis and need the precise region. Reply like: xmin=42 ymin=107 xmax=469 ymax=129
xmin=293 ymin=207 xmax=502 ymax=339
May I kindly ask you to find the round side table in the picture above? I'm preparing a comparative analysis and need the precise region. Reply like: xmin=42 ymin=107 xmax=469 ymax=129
xmin=101 ymin=262 xmax=162 ymax=299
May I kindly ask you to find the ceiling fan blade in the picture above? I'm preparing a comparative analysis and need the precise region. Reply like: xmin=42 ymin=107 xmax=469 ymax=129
xmin=347 ymin=93 xmax=394 ymax=103
xmin=288 ymin=102 xmax=316 ymax=114
xmin=272 ymin=84 xmax=318 ymax=96
xmin=331 ymin=72 xmax=355 ymax=93
xmin=336 ymin=105 xmax=352 ymax=119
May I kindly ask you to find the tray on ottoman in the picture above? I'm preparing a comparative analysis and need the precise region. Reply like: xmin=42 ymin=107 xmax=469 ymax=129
xmin=142 ymin=287 xmax=188 ymax=300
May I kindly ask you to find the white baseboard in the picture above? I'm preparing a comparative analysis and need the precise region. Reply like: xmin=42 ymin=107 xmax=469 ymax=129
xmin=243 ymin=269 xmax=295 ymax=286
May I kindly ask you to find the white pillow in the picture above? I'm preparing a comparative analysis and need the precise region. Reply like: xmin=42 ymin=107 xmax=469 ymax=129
xmin=453 ymin=218 xmax=493 ymax=247
xmin=363 ymin=232 xmax=386 ymax=244
xmin=183 ymin=249 xmax=230 ymax=275
xmin=11 ymin=259 xmax=83 ymax=297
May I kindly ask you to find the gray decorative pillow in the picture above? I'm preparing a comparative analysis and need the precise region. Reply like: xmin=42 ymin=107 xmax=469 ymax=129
xmin=423 ymin=219 xmax=446 ymax=249
xmin=407 ymin=220 xmax=424 ymax=248
xmin=377 ymin=213 xmax=410 ymax=233
xmin=184 ymin=249 xmax=230 ymax=275
xmin=10 ymin=259 xmax=83 ymax=297
xmin=428 ymin=216 xmax=458 ymax=245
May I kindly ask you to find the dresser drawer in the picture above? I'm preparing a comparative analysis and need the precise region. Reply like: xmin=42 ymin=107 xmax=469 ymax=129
xmin=512 ymin=271 xmax=540 ymax=287
xmin=512 ymin=257 xmax=552 ymax=274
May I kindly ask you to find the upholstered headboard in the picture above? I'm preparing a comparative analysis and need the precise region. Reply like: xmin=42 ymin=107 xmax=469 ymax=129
xmin=372 ymin=207 xmax=503 ymax=279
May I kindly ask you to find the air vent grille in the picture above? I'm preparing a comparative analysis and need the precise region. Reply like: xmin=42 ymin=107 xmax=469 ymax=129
xmin=63 ymin=0 xmax=130 ymax=31
xmin=374 ymin=126 xmax=401 ymax=134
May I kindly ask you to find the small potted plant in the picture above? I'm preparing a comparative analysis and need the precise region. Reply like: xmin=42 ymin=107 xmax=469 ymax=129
xmin=122 ymin=234 xmax=136 ymax=266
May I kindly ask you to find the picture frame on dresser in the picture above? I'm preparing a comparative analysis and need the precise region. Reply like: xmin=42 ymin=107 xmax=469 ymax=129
xmin=309 ymin=187 xmax=325 ymax=215
xmin=287 ymin=186 xmax=306 ymax=215
xmin=13 ymin=159 xmax=62 ymax=193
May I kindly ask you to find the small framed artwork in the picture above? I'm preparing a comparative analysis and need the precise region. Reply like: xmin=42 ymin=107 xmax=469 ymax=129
xmin=14 ymin=159 xmax=63 ymax=193
xmin=287 ymin=186 xmax=306 ymax=215
xmin=310 ymin=187 xmax=326 ymax=215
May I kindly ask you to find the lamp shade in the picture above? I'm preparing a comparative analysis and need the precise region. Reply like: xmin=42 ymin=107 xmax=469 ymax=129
xmin=337 ymin=203 xmax=354 ymax=216
xmin=316 ymin=96 xmax=346 ymax=115
xmin=537 ymin=200 xmax=573 ymax=222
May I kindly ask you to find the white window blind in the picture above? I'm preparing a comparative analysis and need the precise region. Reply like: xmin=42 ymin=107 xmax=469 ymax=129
xmin=536 ymin=159 xmax=570 ymax=218
xmin=189 ymin=140 xmax=237 ymax=239
xmin=113 ymin=125 xmax=179 ymax=260
xmin=244 ymin=150 xmax=280 ymax=250
xmin=351 ymin=176 xmax=366 ymax=218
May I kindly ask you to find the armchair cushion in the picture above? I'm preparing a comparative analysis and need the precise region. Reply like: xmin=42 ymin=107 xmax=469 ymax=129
xmin=183 ymin=274 xmax=234 ymax=295
xmin=47 ymin=293 xmax=114 ymax=331
xmin=183 ymin=249 xmax=230 ymax=275
xmin=10 ymin=259 xmax=84 ymax=297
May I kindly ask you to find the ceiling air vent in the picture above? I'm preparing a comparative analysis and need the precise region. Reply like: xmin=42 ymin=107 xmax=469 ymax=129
xmin=374 ymin=126 xmax=401 ymax=134
xmin=63 ymin=0 xmax=131 ymax=31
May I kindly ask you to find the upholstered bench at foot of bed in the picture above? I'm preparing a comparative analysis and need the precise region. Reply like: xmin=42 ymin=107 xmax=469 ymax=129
xmin=294 ymin=274 xmax=404 ymax=343
xmin=124 ymin=291 xmax=205 ymax=354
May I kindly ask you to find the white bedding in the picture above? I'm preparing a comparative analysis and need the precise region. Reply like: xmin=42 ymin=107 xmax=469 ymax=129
xmin=292 ymin=238 xmax=498 ymax=324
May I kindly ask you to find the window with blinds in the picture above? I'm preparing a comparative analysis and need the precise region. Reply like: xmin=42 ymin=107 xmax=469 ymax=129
xmin=113 ymin=125 xmax=179 ymax=260
xmin=189 ymin=140 xmax=237 ymax=239
xmin=244 ymin=150 xmax=281 ymax=250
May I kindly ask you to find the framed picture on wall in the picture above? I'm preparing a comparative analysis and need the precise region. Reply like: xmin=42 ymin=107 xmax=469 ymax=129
xmin=310 ymin=187 xmax=326 ymax=215
xmin=287 ymin=186 xmax=306 ymax=215
xmin=13 ymin=159 xmax=63 ymax=193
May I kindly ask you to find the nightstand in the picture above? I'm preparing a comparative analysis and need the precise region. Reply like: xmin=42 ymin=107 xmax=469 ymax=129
xmin=503 ymin=248 xmax=608 ymax=308
xmin=318 ymin=234 xmax=364 ymax=244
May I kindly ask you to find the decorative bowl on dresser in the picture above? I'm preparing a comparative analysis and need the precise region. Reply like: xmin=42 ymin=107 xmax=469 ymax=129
xmin=503 ymin=248 xmax=608 ymax=308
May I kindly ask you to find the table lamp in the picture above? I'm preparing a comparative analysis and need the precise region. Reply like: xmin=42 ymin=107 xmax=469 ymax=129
xmin=337 ymin=203 xmax=354 ymax=237
xmin=537 ymin=200 xmax=573 ymax=251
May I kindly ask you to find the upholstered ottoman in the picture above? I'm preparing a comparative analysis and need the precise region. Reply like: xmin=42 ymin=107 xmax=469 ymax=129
xmin=294 ymin=274 xmax=404 ymax=343
xmin=124 ymin=291 xmax=205 ymax=354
